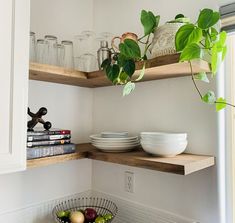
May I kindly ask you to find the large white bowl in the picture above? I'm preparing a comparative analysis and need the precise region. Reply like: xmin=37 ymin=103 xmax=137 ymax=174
xmin=141 ymin=138 xmax=187 ymax=144
xmin=141 ymin=140 xmax=187 ymax=157
xmin=140 ymin=132 xmax=187 ymax=140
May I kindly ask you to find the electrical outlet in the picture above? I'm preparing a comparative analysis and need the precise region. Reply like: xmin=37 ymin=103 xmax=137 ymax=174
xmin=125 ymin=171 xmax=134 ymax=193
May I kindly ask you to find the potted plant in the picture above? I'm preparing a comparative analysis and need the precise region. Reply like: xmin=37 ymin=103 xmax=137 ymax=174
xmin=150 ymin=14 xmax=190 ymax=58
xmin=102 ymin=8 xmax=233 ymax=111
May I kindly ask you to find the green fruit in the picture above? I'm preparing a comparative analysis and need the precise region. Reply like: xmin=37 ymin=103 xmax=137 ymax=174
xmin=95 ymin=216 xmax=106 ymax=223
xmin=103 ymin=214 xmax=113 ymax=221
xmin=57 ymin=211 xmax=67 ymax=218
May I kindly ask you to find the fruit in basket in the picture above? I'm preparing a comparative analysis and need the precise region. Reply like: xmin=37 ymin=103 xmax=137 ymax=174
xmin=95 ymin=216 xmax=106 ymax=223
xmin=103 ymin=214 xmax=113 ymax=221
xmin=84 ymin=208 xmax=97 ymax=222
xmin=70 ymin=211 xmax=85 ymax=223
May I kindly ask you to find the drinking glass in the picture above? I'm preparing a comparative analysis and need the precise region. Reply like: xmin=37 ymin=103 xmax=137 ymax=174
xmin=80 ymin=31 xmax=98 ymax=72
xmin=30 ymin=32 xmax=36 ymax=62
xmin=100 ymin=32 xmax=114 ymax=47
xmin=57 ymin=44 xmax=64 ymax=67
xmin=61 ymin=40 xmax=74 ymax=69
xmin=44 ymin=35 xmax=58 ymax=65
xmin=36 ymin=39 xmax=46 ymax=64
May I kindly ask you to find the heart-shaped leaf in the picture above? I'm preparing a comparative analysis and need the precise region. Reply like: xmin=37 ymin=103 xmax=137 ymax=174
xmin=175 ymin=24 xmax=202 ymax=51
xmin=123 ymin=59 xmax=136 ymax=77
xmin=106 ymin=64 xmax=120 ymax=83
xmin=141 ymin=10 xmax=157 ymax=35
xmin=119 ymin=39 xmax=141 ymax=59
xmin=202 ymin=91 xmax=216 ymax=104
xmin=194 ymin=72 xmax=209 ymax=83
xmin=198 ymin=9 xmax=220 ymax=29
xmin=180 ymin=43 xmax=202 ymax=61
xmin=216 ymin=97 xmax=227 ymax=111
xmin=123 ymin=82 xmax=135 ymax=96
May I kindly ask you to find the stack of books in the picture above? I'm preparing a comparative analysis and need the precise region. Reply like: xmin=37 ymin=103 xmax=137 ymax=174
xmin=27 ymin=129 xmax=76 ymax=160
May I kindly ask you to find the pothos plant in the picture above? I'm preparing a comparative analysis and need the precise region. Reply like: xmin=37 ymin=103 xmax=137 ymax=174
xmin=102 ymin=8 xmax=234 ymax=111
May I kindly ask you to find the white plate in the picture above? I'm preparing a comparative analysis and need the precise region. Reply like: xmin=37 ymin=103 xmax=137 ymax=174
xmin=92 ymin=142 xmax=140 ymax=147
xmin=101 ymin=132 xmax=128 ymax=138
xmin=91 ymin=138 xmax=139 ymax=143
xmin=93 ymin=144 xmax=139 ymax=152
xmin=90 ymin=134 xmax=139 ymax=141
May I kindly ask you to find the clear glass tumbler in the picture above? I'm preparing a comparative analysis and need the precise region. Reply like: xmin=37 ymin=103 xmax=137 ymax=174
xmin=30 ymin=32 xmax=36 ymax=62
xmin=57 ymin=44 xmax=64 ymax=67
xmin=61 ymin=40 xmax=74 ymax=69
xmin=44 ymin=35 xmax=58 ymax=65
xmin=36 ymin=39 xmax=46 ymax=64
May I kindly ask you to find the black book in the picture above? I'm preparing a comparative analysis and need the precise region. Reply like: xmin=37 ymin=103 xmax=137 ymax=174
xmin=27 ymin=144 xmax=76 ymax=160
xmin=27 ymin=139 xmax=71 ymax=148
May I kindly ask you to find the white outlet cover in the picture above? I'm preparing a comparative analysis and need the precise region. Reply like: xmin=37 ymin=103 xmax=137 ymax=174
xmin=125 ymin=171 xmax=134 ymax=193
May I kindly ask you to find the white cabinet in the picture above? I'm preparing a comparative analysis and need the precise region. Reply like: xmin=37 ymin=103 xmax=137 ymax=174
xmin=0 ymin=0 xmax=30 ymax=174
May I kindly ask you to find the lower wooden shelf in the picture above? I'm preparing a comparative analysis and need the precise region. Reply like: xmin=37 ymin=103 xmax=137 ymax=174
xmin=27 ymin=143 xmax=215 ymax=175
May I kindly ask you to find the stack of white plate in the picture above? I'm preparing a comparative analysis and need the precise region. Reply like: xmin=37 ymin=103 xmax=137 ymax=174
xmin=140 ymin=132 xmax=188 ymax=157
xmin=90 ymin=132 xmax=140 ymax=152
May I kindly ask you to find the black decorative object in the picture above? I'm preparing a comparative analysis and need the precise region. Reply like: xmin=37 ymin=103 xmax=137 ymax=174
xmin=27 ymin=107 xmax=52 ymax=131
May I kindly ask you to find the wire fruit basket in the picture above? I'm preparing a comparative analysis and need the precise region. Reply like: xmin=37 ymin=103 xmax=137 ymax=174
xmin=53 ymin=197 xmax=118 ymax=223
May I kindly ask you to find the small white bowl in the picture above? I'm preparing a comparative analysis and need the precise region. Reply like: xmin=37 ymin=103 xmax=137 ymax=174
xmin=141 ymin=138 xmax=187 ymax=144
xmin=141 ymin=140 xmax=187 ymax=157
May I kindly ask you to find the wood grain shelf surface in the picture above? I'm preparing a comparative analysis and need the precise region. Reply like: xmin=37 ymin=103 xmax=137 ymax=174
xmin=27 ymin=143 xmax=215 ymax=175
xmin=29 ymin=54 xmax=210 ymax=88
xmin=27 ymin=144 xmax=89 ymax=168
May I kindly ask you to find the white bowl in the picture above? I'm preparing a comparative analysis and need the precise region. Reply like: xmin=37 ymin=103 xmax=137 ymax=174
xmin=141 ymin=140 xmax=187 ymax=157
xmin=141 ymin=138 xmax=187 ymax=144
xmin=140 ymin=132 xmax=187 ymax=140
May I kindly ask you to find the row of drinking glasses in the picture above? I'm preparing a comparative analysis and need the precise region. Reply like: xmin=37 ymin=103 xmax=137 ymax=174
xmin=30 ymin=31 xmax=113 ymax=72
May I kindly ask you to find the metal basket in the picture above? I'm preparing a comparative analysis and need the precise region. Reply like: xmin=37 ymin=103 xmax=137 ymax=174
xmin=52 ymin=197 xmax=118 ymax=223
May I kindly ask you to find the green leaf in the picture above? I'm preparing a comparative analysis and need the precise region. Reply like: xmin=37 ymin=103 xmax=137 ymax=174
xmin=197 ymin=9 xmax=220 ymax=29
xmin=218 ymin=31 xmax=227 ymax=47
xmin=211 ymin=44 xmax=219 ymax=74
xmin=216 ymin=97 xmax=227 ymax=111
xmin=119 ymin=39 xmax=141 ymax=59
xmin=155 ymin=15 xmax=160 ymax=31
xmin=123 ymin=82 xmax=135 ymax=96
xmin=175 ymin=24 xmax=202 ymax=51
xmin=175 ymin=14 xmax=185 ymax=19
xmin=222 ymin=46 xmax=227 ymax=61
xmin=123 ymin=59 xmax=136 ymax=77
xmin=202 ymin=91 xmax=216 ymax=104
xmin=141 ymin=10 xmax=156 ymax=35
xmin=210 ymin=27 xmax=219 ymax=41
xmin=119 ymin=72 xmax=129 ymax=84
xmin=106 ymin=64 xmax=120 ymax=83
xmin=101 ymin=58 xmax=111 ymax=69
xmin=194 ymin=72 xmax=209 ymax=83
xmin=135 ymin=63 xmax=146 ymax=81
xmin=180 ymin=43 xmax=202 ymax=61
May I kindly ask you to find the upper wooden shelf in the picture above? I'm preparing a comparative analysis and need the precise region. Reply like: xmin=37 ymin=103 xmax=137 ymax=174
xmin=29 ymin=54 xmax=210 ymax=88
xmin=27 ymin=143 xmax=215 ymax=175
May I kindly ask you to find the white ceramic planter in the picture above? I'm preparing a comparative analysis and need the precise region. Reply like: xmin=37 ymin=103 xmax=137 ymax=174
xmin=150 ymin=23 xmax=184 ymax=58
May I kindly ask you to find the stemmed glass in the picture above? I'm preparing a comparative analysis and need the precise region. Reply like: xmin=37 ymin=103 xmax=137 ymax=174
xmin=74 ymin=35 xmax=86 ymax=71
xmin=100 ymin=32 xmax=114 ymax=47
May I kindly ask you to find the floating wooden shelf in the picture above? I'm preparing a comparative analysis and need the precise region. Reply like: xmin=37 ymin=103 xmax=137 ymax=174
xmin=27 ymin=144 xmax=88 ymax=168
xmin=29 ymin=54 xmax=210 ymax=88
xmin=27 ymin=143 xmax=215 ymax=175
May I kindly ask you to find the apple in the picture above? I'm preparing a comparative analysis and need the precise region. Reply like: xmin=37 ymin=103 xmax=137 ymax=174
xmin=84 ymin=208 xmax=97 ymax=222
xmin=70 ymin=211 xmax=85 ymax=223
xmin=95 ymin=216 xmax=105 ymax=223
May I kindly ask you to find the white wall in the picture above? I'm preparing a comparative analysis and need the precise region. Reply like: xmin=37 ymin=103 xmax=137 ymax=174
xmin=92 ymin=1 xmax=221 ymax=223
xmin=0 ymin=0 xmax=94 ymax=216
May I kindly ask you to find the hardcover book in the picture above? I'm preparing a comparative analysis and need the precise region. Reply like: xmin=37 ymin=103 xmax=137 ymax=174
xmin=27 ymin=139 xmax=71 ymax=148
xmin=27 ymin=128 xmax=71 ymax=136
xmin=27 ymin=144 xmax=76 ymax=160
xmin=27 ymin=134 xmax=71 ymax=142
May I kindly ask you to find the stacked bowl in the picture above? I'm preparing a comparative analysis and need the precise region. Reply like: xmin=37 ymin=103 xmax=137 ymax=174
xmin=90 ymin=132 xmax=140 ymax=153
xmin=140 ymin=132 xmax=187 ymax=157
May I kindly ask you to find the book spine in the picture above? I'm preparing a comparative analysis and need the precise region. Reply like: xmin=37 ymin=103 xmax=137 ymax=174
xmin=27 ymin=134 xmax=71 ymax=142
xmin=27 ymin=130 xmax=71 ymax=136
xmin=27 ymin=144 xmax=76 ymax=159
xmin=27 ymin=139 xmax=71 ymax=148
